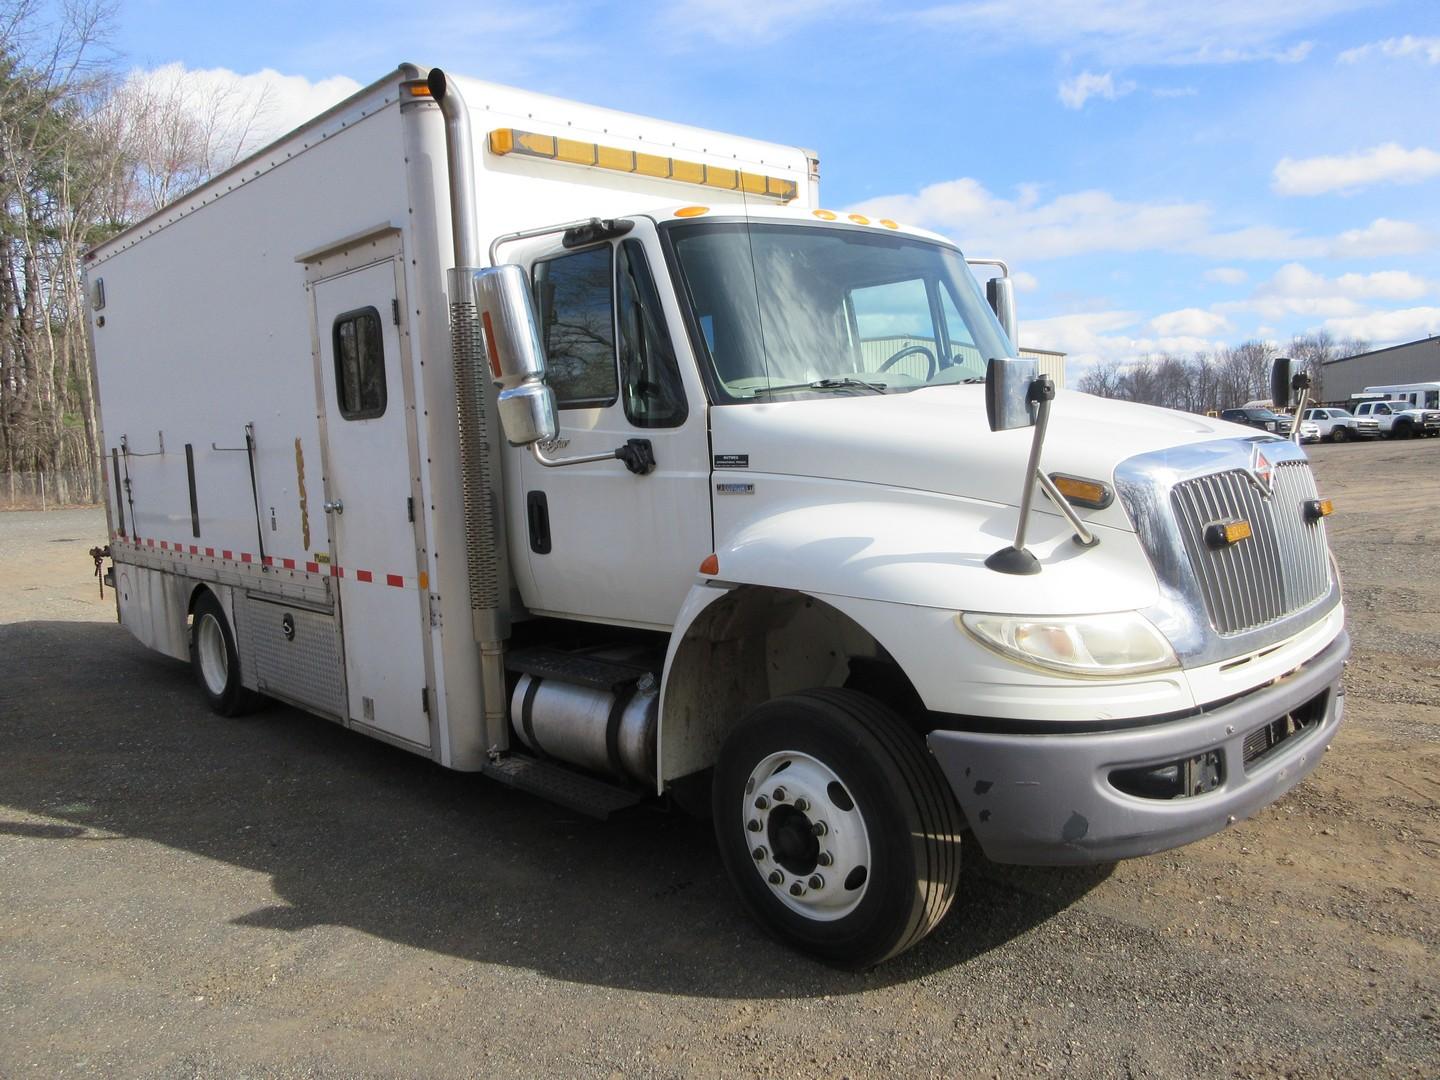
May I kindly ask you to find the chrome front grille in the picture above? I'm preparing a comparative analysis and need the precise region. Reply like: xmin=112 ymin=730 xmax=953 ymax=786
xmin=1170 ymin=461 xmax=1331 ymax=635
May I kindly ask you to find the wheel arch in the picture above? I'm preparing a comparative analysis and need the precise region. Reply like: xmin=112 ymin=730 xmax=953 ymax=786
xmin=657 ymin=584 xmax=923 ymax=792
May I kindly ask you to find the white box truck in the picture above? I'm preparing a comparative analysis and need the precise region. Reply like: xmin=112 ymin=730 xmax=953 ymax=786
xmin=86 ymin=65 xmax=1349 ymax=967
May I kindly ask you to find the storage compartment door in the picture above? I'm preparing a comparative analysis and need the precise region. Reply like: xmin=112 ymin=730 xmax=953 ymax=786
xmin=312 ymin=259 xmax=430 ymax=748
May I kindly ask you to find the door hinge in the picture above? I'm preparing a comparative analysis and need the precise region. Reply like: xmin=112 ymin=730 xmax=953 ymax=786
xmin=421 ymin=687 xmax=430 ymax=715
xmin=407 ymin=495 xmax=414 ymax=522
xmin=392 ymin=298 xmax=400 ymax=326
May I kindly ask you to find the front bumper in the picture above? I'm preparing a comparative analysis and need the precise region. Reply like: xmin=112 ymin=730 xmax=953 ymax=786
xmin=927 ymin=629 xmax=1349 ymax=865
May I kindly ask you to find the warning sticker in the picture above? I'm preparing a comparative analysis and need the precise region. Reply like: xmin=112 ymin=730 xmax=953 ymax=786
xmin=713 ymin=454 xmax=749 ymax=469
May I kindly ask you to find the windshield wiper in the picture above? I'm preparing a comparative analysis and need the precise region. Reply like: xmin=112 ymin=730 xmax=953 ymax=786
xmin=753 ymin=377 xmax=887 ymax=397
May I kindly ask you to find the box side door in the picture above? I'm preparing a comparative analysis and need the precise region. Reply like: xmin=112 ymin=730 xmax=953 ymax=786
xmin=312 ymin=255 xmax=432 ymax=748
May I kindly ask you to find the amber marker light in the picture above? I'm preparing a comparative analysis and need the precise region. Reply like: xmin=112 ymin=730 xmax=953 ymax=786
xmin=848 ymin=213 xmax=871 ymax=225
xmin=674 ymin=206 xmax=710 ymax=217
xmin=1303 ymin=498 xmax=1334 ymax=522
xmin=812 ymin=209 xmax=837 ymax=220
xmin=1049 ymin=474 xmax=1113 ymax=509
xmin=1204 ymin=520 xmax=1253 ymax=548
xmin=699 ymin=554 xmax=720 ymax=576
xmin=878 ymin=219 xmax=900 ymax=229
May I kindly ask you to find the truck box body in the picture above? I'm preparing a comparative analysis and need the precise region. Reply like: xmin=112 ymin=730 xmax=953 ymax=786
xmin=86 ymin=64 xmax=1348 ymax=965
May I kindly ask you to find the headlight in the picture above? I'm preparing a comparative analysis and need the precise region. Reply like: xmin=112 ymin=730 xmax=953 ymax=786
xmin=959 ymin=611 xmax=1178 ymax=677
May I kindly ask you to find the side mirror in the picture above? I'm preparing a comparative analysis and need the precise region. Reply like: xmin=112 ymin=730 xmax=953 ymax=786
xmin=985 ymin=356 xmax=1040 ymax=432
xmin=986 ymin=276 xmax=1018 ymax=346
xmin=473 ymin=264 xmax=558 ymax=446
xmin=1271 ymin=356 xmax=1292 ymax=408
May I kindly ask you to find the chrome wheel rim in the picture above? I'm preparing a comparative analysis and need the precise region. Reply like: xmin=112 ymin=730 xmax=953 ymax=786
xmin=196 ymin=613 xmax=229 ymax=696
xmin=742 ymin=750 xmax=871 ymax=921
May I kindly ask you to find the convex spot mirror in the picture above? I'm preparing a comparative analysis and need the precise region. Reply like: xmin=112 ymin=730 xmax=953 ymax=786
xmin=474 ymin=264 xmax=558 ymax=446
xmin=985 ymin=356 xmax=1040 ymax=432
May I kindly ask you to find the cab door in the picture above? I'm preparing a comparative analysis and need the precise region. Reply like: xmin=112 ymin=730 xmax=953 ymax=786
xmin=313 ymin=257 xmax=431 ymax=748
xmin=511 ymin=233 xmax=711 ymax=629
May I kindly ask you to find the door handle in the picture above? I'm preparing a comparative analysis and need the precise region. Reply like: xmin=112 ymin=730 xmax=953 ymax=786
xmin=323 ymin=499 xmax=344 ymax=515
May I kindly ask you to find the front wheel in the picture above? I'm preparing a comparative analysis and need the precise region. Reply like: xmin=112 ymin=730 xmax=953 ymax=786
xmin=1330 ymin=427 xmax=1348 ymax=443
xmin=712 ymin=689 xmax=962 ymax=968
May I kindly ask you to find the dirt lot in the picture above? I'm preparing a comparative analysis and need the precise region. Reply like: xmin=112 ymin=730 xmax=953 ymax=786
xmin=1 ymin=441 xmax=1437 ymax=1078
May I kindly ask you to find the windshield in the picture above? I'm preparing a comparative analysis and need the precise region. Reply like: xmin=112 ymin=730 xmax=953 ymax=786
xmin=664 ymin=221 xmax=1014 ymax=403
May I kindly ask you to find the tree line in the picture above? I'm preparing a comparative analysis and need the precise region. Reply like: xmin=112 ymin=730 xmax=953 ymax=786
xmin=1074 ymin=332 xmax=1370 ymax=414
xmin=0 ymin=2 xmax=267 ymax=506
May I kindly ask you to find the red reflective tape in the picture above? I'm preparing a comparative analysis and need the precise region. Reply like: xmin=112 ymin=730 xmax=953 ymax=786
xmin=189 ymin=545 xmax=198 ymax=555
xmin=386 ymin=574 xmax=405 ymax=588
xmin=205 ymin=547 xmax=215 ymax=557
xmin=241 ymin=552 xmax=253 ymax=564
xmin=306 ymin=562 xmax=319 ymax=574
xmin=222 ymin=550 xmax=233 ymax=560
xmin=160 ymin=541 xmax=169 ymax=550
xmin=355 ymin=570 xmax=373 ymax=583
xmin=262 ymin=556 xmax=273 ymax=567
xmin=330 ymin=565 xmax=343 ymax=578
xmin=282 ymin=558 xmax=295 ymax=570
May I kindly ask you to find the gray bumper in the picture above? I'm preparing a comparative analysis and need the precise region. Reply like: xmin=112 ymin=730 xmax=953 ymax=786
xmin=927 ymin=630 xmax=1349 ymax=865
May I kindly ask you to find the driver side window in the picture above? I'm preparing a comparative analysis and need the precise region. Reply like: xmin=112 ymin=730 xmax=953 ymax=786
xmin=848 ymin=278 xmax=937 ymax=382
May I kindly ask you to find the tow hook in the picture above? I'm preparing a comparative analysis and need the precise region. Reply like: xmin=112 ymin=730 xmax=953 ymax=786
xmin=88 ymin=545 xmax=111 ymax=597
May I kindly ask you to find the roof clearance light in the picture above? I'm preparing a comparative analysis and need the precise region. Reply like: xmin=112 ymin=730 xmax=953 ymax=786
xmin=848 ymin=213 xmax=871 ymax=225
xmin=812 ymin=209 xmax=838 ymax=220
xmin=878 ymin=219 xmax=899 ymax=229
xmin=675 ymin=206 xmax=710 ymax=218
xmin=488 ymin=127 xmax=798 ymax=202
xmin=403 ymin=81 xmax=433 ymax=97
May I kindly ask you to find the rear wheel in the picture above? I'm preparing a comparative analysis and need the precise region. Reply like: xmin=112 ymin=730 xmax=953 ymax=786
xmin=1330 ymin=426 xmax=1348 ymax=443
xmin=190 ymin=591 xmax=262 ymax=716
xmin=712 ymin=688 xmax=962 ymax=968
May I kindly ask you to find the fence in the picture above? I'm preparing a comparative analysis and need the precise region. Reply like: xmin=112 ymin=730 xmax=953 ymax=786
xmin=1 ymin=469 xmax=103 ymax=510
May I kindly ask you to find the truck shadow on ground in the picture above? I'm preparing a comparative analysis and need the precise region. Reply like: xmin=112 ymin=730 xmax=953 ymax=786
xmin=1 ymin=620 xmax=1113 ymax=999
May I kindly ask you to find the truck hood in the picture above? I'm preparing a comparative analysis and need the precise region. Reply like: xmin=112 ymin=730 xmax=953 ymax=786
xmin=708 ymin=385 xmax=1249 ymax=531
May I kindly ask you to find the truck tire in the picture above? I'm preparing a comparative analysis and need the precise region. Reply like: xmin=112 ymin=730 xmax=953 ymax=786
xmin=1395 ymin=421 xmax=1414 ymax=440
xmin=711 ymin=688 xmax=962 ymax=968
xmin=1330 ymin=427 xmax=1348 ymax=443
xmin=189 ymin=591 xmax=262 ymax=716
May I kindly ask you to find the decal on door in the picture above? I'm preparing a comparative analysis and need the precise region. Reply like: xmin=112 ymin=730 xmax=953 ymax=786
xmin=713 ymin=453 xmax=749 ymax=469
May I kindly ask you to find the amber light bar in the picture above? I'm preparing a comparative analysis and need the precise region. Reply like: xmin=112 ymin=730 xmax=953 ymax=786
xmin=488 ymin=128 xmax=799 ymax=202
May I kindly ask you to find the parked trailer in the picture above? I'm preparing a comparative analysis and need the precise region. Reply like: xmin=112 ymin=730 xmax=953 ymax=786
xmin=87 ymin=65 xmax=1349 ymax=967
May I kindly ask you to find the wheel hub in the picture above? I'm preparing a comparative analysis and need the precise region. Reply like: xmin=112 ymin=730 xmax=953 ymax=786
xmin=743 ymin=750 xmax=871 ymax=920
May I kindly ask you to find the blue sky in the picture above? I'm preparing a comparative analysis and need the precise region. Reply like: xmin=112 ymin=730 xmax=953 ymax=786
xmin=111 ymin=1 xmax=1440 ymax=373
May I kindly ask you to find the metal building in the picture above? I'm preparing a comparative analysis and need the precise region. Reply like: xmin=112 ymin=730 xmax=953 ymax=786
xmin=1322 ymin=336 xmax=1440 ymax=402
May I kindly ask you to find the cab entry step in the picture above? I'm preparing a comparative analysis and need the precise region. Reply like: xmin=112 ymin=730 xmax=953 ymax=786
xmin=503 ymin=647 xmax=652 ymax=691
xmin=482 ymin=755 xmax=643 ymax=819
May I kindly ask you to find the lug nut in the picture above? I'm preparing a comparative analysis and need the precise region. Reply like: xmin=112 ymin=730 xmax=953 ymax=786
xmin=747 ymin=819 xmax=761 ymax=832
xmin=817 ymin=851 xmax=833 ymax=867
xmin=794 ymin=797 xmax=810 ymax=812
xmin=752 ymin=846 xmax=767 ymax=862
xmin=754 ymin=795 xmax=769 ymax=810
xmin=772 ymin=787 xmax=787 ymax=802
xmin=768 ymin=870 xmax=783 ymax=885
xmin=789 ymin=882 xmax=806 ymax=897
xmin=812 ymin=820 xmax=828 ymax=837
xmin=809 ymin=874 xmax=824 ymax=889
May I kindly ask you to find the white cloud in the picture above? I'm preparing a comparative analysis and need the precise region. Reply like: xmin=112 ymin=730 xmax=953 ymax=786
xmin=909 ymin=0 xmax=1359 ymax=66
xmin=1338 ymin=35 xmax=1440 ymax=65
xmin=1220 ymin=263 xmax=1434 ymax=321
xmin=851 ymin=179 xmax=1424 ymax=263
xmin=1272 ymin=143 xmax=1440 ymax=196
xmin=1012 ymin=270 xmax=1039 ymax=292
xmin=1058 ymin=71 xmax=1135 ymax=109
xmin=122 ymin=64 xmax=362 ymax=159
xmin=1022 ymin=310 xmax=1227 ymax=369
xmin=1151 ymin=86 xmax=1199 ymax=98
xmin=1150 ymin=308 xmax=1231 ymax=336
xmin=1205 ymin=267 xmax=1248 ymax=285
xmin=1322 ymin=307 xmax=1440 ymax=345
xmin=1331 ymin=218 xmax=1438 ymax=257
xmin=665 ymin=0 xmax=854 ymax=43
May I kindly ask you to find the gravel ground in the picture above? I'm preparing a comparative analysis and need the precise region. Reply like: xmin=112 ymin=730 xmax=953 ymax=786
xmin=0 ymin=440 xmax=1437 ymax=1078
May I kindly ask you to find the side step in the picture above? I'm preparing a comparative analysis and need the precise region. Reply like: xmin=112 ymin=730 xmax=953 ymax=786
xmin=481 ymin=755 xmax=644 ymax=820
xmin=504 ymin=647 xmax=651 ymax=692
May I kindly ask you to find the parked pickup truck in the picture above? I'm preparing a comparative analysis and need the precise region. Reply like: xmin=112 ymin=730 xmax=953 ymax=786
xmin=1352 ymin=399 xmax=1440 ymax=439
xmin=1302 ymin=407 xmax=1371 ymax=442
xmin=1219 ymin=407 xmax=1291 ymax=434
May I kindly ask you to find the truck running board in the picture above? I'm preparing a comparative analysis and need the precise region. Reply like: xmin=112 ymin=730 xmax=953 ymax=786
xmin=481 ymin=755 xmax=644 ymax=819
xmin=504 ymin=647 xmax=652 ymax=691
